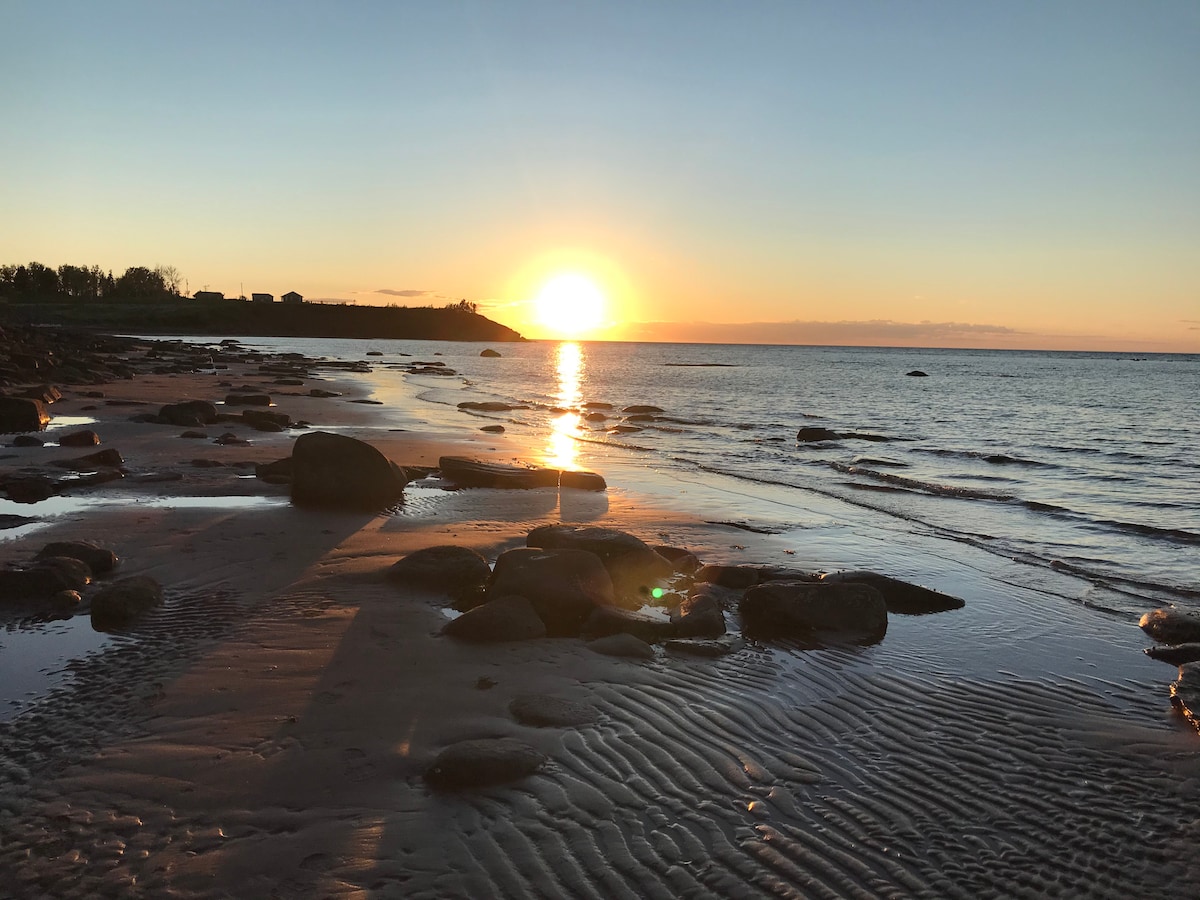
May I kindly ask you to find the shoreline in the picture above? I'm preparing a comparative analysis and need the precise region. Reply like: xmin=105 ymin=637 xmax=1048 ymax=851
xmin=2 ymin=336 xmax=1199 ymax=897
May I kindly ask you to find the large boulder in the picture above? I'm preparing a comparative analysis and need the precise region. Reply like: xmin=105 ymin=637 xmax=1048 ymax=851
xmin=387 ymin=545 xmax=491 ymax=601
xmin=820 ymin=570 xmax=964 ymax=614
xmin=671 ymin=591 xmax=727 ymax=638
xmin=36 ymin=540 xmax=118 ymax=575
xmin=581 ymin=606 xmax=676 ymax=643
xmin=290 ymin=431 xmax=408 ymax=510
xmin=1145 ymin=644 xmax=1200 ymax=666
xmin=158 ymin=400 xmax=219 ymax=426
xmin=1140 ymin=608 xmax=1200 ymax=645
xmin=425 ymin=738 xmax=545 ymax=790
xmin=58 ymin=429 xmax=100 ymax=447
xmin=740 ymin=581 xmax=887 ymax=644
xmin=526 ymin=525 xmax=673 ymax=602
xmin=442 ymin=595 xmax=546 ymax=642
xmin=439 ymin=456 xmax=560 ymax=489
xmin=90 ymin=575 xmax=163 ymax=628
xmin=488 ymin=548 xmax=615 ymax=636
xmin=51 ymin=448 xmax=123 ymax=470
xmin=0 ymin=397 xmax=50 ymax=433
xmin=0 ymin=563 xmax=80 ymax=602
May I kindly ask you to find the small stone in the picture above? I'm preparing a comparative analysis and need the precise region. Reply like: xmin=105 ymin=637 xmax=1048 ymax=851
xmin=587 ymin=633 xmax=655 ymax=659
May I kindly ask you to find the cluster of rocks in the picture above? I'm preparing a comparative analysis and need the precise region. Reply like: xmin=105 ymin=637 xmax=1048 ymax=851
xmin=0 ymin=539 xmax=161 ymax=630
xmin=1140 ymin=608 xmax=1200 ymax=731
xmin=386 ymin=524 xmax=965 ymax=789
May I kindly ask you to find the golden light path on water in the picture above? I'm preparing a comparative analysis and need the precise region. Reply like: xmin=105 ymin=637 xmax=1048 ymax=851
xmin=545 ymin=341 xmax=583 ymax=471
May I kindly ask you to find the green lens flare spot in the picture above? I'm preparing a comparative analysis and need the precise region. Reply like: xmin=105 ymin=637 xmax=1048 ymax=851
xmin=651 ymin=587 xmax=665 ymax=599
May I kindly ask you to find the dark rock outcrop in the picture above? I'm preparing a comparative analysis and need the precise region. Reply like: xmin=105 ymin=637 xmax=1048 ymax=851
xmin=59 ymin=429 xmax=101 ymax=447
xmin=0 ymin=564 xmax=81 ymax=602
xmin=581 ymin=606 xmax=676 ymax=643
xmin=1145 ymin=643 xmax=1200 ymax=666
xmin=51 ymin=448 xmax=123 ymax=470
xmin=671 ymin=591 xmax=727 ymax=638
xmin=425 ymin=738 xmax=545 ymax=790
xmin=480 ymin=349 xmax=502 ymax=358
xmin=90 ymin=575 xmax=163 ymax=628
xmin=442 ymin=595 xmax=546 ymax=642
xmin=559 ymin=470 xmax=607 ymax=491
xmin=526 ymin=525 xmax=673 ymax=600
xmin=0 ymin=397 xmax=50 ymax=433
xmin=488 ymin=548 xmax=615 ymax=636
xmin=740 ymin=581 xmax=888 ymax=643
xmin=906 ymin=370 xmax=929 ymax=377
xmin=820 ymin=570 xmax=964 ymax=614
xmin=1140 ymin=609 xmax=1200 ymax=645
xmin=439 ymin=456 xmax=560 ymax=489
xmin=387 ymin=545 xmax=491 ymax=600
xmin=796 ymin=426 xmax=840 ymax=442
xmin=158 ymin=400 xmax=219 ymax=426
xmin=290 ymin=431 xmax=408 ymax=510
xmin=36 ymin=540 xmax=117 ymax=575
xmin=654 ymin=545 xmax=701 ymax=575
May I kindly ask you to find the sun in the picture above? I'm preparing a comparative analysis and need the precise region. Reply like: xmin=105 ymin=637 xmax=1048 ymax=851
xmin=533 ymin=272 xmax=607 ymax=337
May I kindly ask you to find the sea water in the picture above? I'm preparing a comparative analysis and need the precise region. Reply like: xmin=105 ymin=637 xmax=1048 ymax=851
xmin=219 ymin=336 xmax=1199 ymax=622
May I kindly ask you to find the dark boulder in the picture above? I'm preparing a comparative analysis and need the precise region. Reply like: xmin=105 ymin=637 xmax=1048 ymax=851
xmin=442 ymin=595 xmax=547 ymax=642
xmin=158 ymin=400 xmax=219 ymax=426
xmin=509 ymin=695 xmax=597 ymax=727
xmin=225 ymin=393 xmax=272 ymax=406
xmin=653 ymin=545 xmax=701 ymax=575
xmin=90 ymin=575 xmax=163 ymax=628
xmin=36 ymin=540 xmax=117 ymax=574
xmin=214 ymin=432 xmax=248 ymax=445
xmin=256 ymin=457 xmax=293 ymax=484
xmin=582 ymin=606 xmax=676 ymax=643
xmin=456 ymin=401 xmax=521 ymax=412
xmin=796 ymin=426 xmax=840 ymax=442
xmin=425 ymin=738 xmax=545 ymax=790
xmin=0 ymin=397 xmax=50 ymax=433
xmin=2 ymin=475 xmax=55 ymax=503
xmin=0 ymin=564 xmax=79 ymax=602
xmin=32 ymin=556 xmax=92 ymax=591
xmin=18 ymin=384 xmax=62 ymax=404
xmin=1140 ymin=609 xmax=1200 ymax=645
xmin=12 ymin=435 xmax=43 ymax=447
xmin=387 ymin=545 xmax=491 ymax=600
xmin=587 ymin=633 xmax=655 ymax=659
xmin=906 ymin=370 xmax=929 ymax=377
xmin=242 ymin=409 xmax=291 ymax=431
xmin=290 ymin=431 xmax=408 ymax=510
xmin=671 ymin=591 xmax=727 ymax=638
xmin=623 ymin=405 xmax=663 ymax=414
xmin=479 ymin=425 xmax=505 ymax=434
xmin=51 ymin=448 xmax=123 ymax=470
xmin=559 ymin=470 xmax=607 ymax=491
xmin=59 ymin=430 xmax=101 ymax=447
xmin=439 ymin=456 xmax=560 ymax=489
xmin=740 ymin=581 xmax=888 ymax=644
xmin=488 ymin=548 xmax=615 ymax=636
xmin=480 ymin=349 xmax=502 ymax=358
xmin=526 ymin=525 xmax=673 ymax=601
xmin=695 ymin=565 xmax=761 ymax=590
xmin=820 ymin=570 xmax=964 ymax=614
xmin=1145 ymin=643 xmax=1200 ymax=666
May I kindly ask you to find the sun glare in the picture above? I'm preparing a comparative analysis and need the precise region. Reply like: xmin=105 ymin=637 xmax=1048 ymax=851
xmin=533 ymin=273 xmax=607 ymax=337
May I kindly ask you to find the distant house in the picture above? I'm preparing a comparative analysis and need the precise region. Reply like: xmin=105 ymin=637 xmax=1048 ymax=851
xmin=251 ymin=292 xmax=274 ymax=303
xmin=282 ymin=291 xmax=303 ymax=304
xmin=193 ymin=290 xmax=224 ymax=301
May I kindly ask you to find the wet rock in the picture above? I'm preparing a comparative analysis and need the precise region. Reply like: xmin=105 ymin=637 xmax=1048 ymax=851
xmin=439 ymin=456 xmax=560 ymax=489
xmin=695 ymin=564 xmax=761 ymax=590
xmin=796 ymin=426 xmax=840 ymax=442
xmin=2 ymin=474 xmax=55 ymax=503
xmin=33 ymin=556 xmax=92 ymax=591
xmin=180 ymin=430 xmax=208 ymax=439
xmin=18 ymin=384 xmax=62 ymax=404
xmin=309 ymin=388 xmax=340 ymax=398
xmin=527 ymin=524 xmax=673 ymax=601
xmin=488 ymin=548 xmax=615 ymax=637
xmin=90 ymin=575 xmax=163 ymax=628
xmin=51 ymin=447 xmax=123 ymax=470
xmin=1145 ymin=643 xmax=1200 ymax=666
xmin=654 ymin=545 xmax=702 ymax=575
xmin=1140 ymin=609 xmax=1200 ymax=645
xmin=442 ymin=595 xmax=546 ymax=642
xmin=671 ymin=591 xmax=727 ymax=638
xmin=559 ymin=470 xmax=607 ymax=491
xmin=457 ymin=401 xmax=520 ymax=412
xmin=0 ymin=397 xmax=50 ymax=433
xmin=587 ymin=633 xmax=655 ymax=659
xmin=1171 ymin=662 xmax=1200 ymax=732
xmin=906 ymin=370 xmax=929 ymax=377
xmin=213 ymin=432 xmax=248 ymax=445
xmin=740 ymin=581 xmax=888 ymax=644
xmin=11 ymin=434 xmax=43 ymax=447
xmin=225 ymin=393 xmax=272 ymax=406
xmin=36 ymin=540 xmax=117 ymax=574
xmin=387 ymin=545 xmax=491 ymax=599
xmin=820 ymin=570 xmax=965 ymax=614
xmin=242 ymin=409 xmax=291 ymax=431
xmin=582 ymin=606 xmax=676 ymax=643
xmin=58 ymin=429 xmax=100 ymax=447
xmin=256 ymin=457 xmax=293 ymax=484
xmin=290 ymin=431 xmax=408 ymax=510
xmin=623 ymin=405 xmax=663 ymax=414
xmin=480 ymin=348 xmax=502 ymax=357
xmin=425 ymin=738 xmax=545 ymax=790
xmin=480 ymin=425 xmax=506 ymax=434
xmin=158 ymin=400 xmax=219 ymax=426
xmin=0 ymin=564 xmax=78 ymax=601
xmin=509 ymin=695 xmax=597 ymax=727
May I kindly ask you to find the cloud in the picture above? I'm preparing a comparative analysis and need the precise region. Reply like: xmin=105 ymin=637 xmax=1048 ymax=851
xmin=375 ymin=288 xmax=432 ymax=298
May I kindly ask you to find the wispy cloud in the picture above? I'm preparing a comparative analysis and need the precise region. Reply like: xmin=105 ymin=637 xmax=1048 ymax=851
xmin=375 ymin=288 xmax=433 ymax=298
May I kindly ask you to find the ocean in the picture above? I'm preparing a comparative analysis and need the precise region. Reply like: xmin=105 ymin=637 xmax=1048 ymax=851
xmin=226 ymin=336 xmax=1200 ymax=622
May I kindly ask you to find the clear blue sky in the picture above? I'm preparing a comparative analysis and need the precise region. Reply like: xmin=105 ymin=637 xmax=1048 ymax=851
xmin=3 ymin=1 xmax=1197 ymax=348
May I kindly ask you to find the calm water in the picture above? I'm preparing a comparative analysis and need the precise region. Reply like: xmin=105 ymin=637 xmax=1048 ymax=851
xmin=221 ymin=336 xmax=1198 ymax=620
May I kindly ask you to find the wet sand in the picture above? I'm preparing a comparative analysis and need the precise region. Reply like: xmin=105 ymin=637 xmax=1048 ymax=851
xmin=2 ymin=348 xmax=1199 ymax=898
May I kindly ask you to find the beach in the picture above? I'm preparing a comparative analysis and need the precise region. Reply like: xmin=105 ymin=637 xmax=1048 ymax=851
xmin=2 ymin=338 xmax=1200 ymax=899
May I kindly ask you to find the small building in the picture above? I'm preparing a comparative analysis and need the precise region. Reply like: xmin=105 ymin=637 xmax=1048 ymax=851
xmin=251 ymin=292 xmax=274 ymax=303
xmin=193 ymin=290 xmax=224 ymax=302
xmin=282 ymin=291 xmax=303 ymax=304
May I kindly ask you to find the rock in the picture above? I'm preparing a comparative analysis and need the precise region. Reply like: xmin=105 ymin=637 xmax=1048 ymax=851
xmin=0 ymin=564 xmax=78 ymax=601
xmin=309 ymin=388 xmax=340 ymax=398
xmin=488 ymin=548 xmax=615 ymax=636
xmin=906 ymin=370 xmax=929 ymax=377
xmin=587 ymin=633 xmax=655 ymax=659
xmin=820 ymin=571 xmax=964 ymax=614
xmin=0 ymin=397 xmax=50 ymax=433
xmin=509 ymin=695 xmax=597 ymax=727
xmin=1145 ymin=644 xmax=1200 ymax=666
xmin=225 ymin=393 xmax=272 ymax=406
xmin=58 ymin=429 xmax=100 ymax=447
xmin=740 ymin=581 xmax=888 ymax=643
xmin=653 ymin=545 xmax=701 ymax=575
xmin=622 ymin=405 xmax=663 ymax=414
xmin=584 ymin=402 xmax=613 ymax=410
xmin=32 ymin=556 xmax=92 ymax=591
xmin=442 ymin=595 xmax=547 ymax=642
xmin=290 ymin=431 xmax=408 ymax=510
xmin=425 ymin=738 xmax=545 ymax=790
xmin=1140 ymin=609 xmax=1200 ymax=645
xmin=36 ymin=540 xmax=117 ymax=574
xmin=583 ymin=411 xmax=608 ymax=422
xmin=242 ymin=409 xmax=291 ymax=431
xmin=456 ymin=401 xmax=521 ymax=412
xmin=214 ymin=432 xmax=248 ymax=445
xmin=796 ymin=426 xmax=840 ymax=442
xmin=671 ymin=591 xmax=727 ymax=638
xmin=695 ymin=565 xmax=761 ymax=590
xmin=387 ymin=545 xmax=492 ymax=599
xmin=11 ymin=434 xmax=43 ymax=447
xmin=480 ymin=349 xmax=502 ymax=358
xmin=582 ymin=606 xmax=676 ymax=643
xmin=255 ymin=457 xmax=293 ymax=484
xmin=51 ymin=448 xmax=124 ymax=469
xmin=439 ymin=456 xmax=560 ymax=489
xmin=526 ymin=525 xmax=673 ymax=601
xmin=559 ymin=470 xmax=607 ymax=491
xmin=664 ymin=636 xmax=745 ymax=657
xmin=1171 ymin=662 xmax=1200 ymax=732
xmin=158 ymin=400 xmax=219 ymax=426
xmin=2 ymin=475 xmax=55 ymax=503
xmin=90 ymin=575 xmax=163 ymax=628
xmin=480 ymin=425 xmax=506 ymax=434
xmin=18 ymin=384 xmax=62 ymax=404
xmin=365 ymin=350 xmax=383 ymax=356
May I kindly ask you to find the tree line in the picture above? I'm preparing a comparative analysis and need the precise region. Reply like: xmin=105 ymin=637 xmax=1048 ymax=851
xmin=0 ymin=261 xmax=183 ymax=303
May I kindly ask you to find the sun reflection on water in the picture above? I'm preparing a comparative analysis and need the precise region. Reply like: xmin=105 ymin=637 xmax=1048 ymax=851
xmin=546 ymin=341 xmax=584 ymax=471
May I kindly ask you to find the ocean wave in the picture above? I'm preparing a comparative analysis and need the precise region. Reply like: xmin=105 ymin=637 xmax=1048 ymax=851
xmin=828 ymin=462 xmax=1017 ymax=502
xmin=915 ymin=447 xmax=1058 ymax=468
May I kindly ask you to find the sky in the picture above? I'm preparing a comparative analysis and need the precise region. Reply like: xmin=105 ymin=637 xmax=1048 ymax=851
xmin=2 ymin=1 xmax=1197 ymax=350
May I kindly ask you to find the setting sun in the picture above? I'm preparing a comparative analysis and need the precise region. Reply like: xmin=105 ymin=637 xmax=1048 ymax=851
xmin=533 ymin=273 xmax=607 ymax=337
